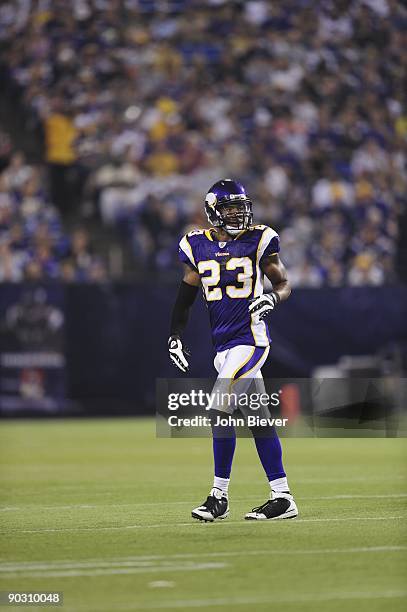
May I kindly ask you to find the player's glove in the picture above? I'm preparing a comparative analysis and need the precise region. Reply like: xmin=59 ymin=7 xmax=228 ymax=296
xmin=168 ymin=335 xmax=190 ymax=373
xmin=249 ymin=292 xmax=280 ymax=324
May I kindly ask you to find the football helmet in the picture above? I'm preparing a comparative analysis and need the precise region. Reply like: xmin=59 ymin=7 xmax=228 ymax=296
xmin=205 ymin=179 xmax=253 ymax=235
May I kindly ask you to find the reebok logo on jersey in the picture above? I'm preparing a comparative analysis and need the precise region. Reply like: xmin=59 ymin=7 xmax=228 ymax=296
xmin=215 ymin=252 xmax=230 ymax=257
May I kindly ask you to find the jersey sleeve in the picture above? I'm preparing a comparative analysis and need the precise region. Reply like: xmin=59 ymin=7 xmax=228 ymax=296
xmin=178 ymin=234 xmax=198 ymax=270
xmin=258 ymin=226 xmax=280 ymax=264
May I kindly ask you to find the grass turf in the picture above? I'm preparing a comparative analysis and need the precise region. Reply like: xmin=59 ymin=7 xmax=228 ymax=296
xmin=0 ymin=418 xmax=406 ymax=612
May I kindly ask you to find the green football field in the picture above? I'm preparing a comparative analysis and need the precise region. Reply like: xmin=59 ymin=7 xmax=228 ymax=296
xmin=0 ymin=419 xmax=406 ymax=612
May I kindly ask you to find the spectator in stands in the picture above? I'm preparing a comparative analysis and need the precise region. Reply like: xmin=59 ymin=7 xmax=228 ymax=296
xmin=0 ymin=238 xmax=25 ymax=282
xmin=92 ymin=152 xmax=141 ymax=225
xmin=348 ymin=252 xmax=385 ymax=286
xmin=44 ymin=97 xmax=80 ymax=215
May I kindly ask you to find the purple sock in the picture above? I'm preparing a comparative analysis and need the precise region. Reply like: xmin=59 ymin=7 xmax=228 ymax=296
xmin=253 ymin=430 xmax=286 ymax=481
xmin=211 ymin=410 xmax=236 ymax=479
xmin=213 ymin=437 xmax=236 ymax=478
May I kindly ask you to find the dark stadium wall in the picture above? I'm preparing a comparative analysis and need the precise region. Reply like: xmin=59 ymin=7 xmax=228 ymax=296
xmin=1 ymin=283 xmax=407 ymax=416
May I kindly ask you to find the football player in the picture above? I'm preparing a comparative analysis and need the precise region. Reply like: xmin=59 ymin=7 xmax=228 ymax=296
xmin=168 ymin=179 xmax=298 ymax=521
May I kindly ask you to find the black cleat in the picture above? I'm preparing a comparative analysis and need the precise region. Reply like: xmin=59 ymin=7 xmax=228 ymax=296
xmin=245 ymin=491 xmax=298 ymax=520
xmin=191 ymin=487 xmax=229 ymax=522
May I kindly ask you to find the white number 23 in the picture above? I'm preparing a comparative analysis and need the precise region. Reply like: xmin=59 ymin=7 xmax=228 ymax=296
xmin=198 ymin=257 xmax=253 ymax=301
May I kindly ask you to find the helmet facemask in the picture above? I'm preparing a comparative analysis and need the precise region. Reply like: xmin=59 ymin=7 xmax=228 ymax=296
xmin=219 ymin=200 xmax=252 ymax=235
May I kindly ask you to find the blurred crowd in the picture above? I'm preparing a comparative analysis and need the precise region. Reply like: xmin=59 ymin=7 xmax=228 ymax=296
xmin=1 ymin=0 xmax=406 ymax=285
xmin=0 ymin=136 xmax=107 ymax=282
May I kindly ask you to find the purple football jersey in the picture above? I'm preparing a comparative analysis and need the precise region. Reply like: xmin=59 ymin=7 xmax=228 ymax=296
xmin=178 ymin=225 xmax=280 ymax=352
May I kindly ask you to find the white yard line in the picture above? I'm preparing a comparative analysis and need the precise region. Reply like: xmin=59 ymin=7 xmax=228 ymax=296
xmin=0 ymin=562 xmax=228 ymax=579
xmin=1 ymin=514 xmax=405 ymax=534
xmin=0 ymin=546 xmax=405 ymax=573
xmin=1 ymin=493 xmax=406 ymax=512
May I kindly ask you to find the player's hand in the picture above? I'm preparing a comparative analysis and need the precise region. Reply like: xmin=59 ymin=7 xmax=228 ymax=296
xmin=249 ymin=292 xmax=279 ymax=324
xmin=168 ymin=335 xmax=190 ymax=373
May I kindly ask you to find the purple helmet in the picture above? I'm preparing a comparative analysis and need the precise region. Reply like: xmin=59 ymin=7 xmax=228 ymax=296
xmin=205 ymin=179 xmax=253 ymax=235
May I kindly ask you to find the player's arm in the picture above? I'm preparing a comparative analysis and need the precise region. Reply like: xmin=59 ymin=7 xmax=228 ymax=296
xmin=249 ymin=254 xmax=291 ymax=322
xmin=261 ymin=253 xmax=291 ymax=303
xmin=168 ymin=264 xmax=200 ymax=372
